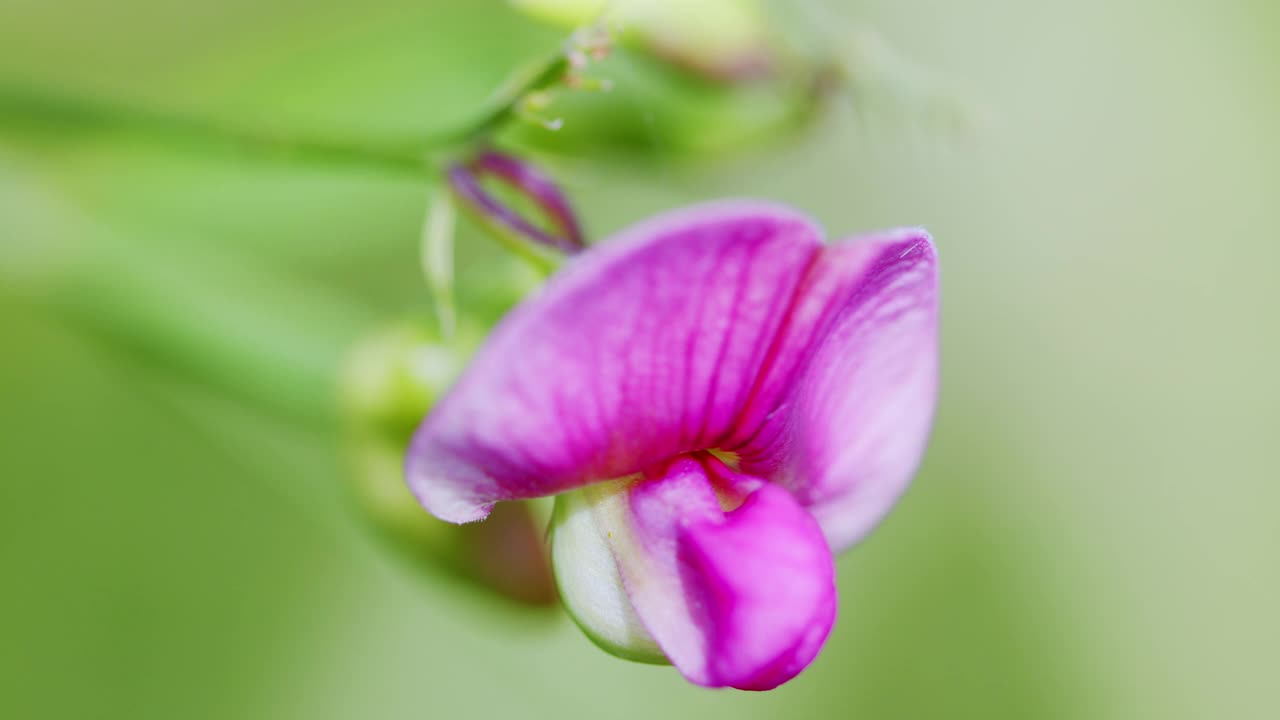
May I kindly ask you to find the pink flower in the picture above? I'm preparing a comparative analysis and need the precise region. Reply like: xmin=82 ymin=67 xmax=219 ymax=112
xmin=406 ymin=201 xmax=939 ymax=689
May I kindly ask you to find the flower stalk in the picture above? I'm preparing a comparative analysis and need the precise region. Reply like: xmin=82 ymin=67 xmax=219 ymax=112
xmin=0 ymin=50 xmax=575 ymax=178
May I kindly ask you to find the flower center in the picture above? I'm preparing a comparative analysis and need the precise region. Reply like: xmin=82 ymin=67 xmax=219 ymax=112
xmin=643 ymin=450 xmax=764 ymax=514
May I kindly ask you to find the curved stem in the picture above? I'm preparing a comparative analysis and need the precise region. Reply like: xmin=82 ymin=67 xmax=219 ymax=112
xmin=0 ymin=85 xmax=437 ymax=176
xmin=0 ymin=54 xmax=571 ymax=177
xmin=0 ymin=45 xmax=583 ymax=432
xmin=455 ymin=55 xmax=570 ymax=142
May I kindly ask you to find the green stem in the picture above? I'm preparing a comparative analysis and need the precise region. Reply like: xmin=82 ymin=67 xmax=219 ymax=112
xmin=0 ymin=55 xmax=571 ymax=177
xmin=0 ymin=51 xmax=577 ymax=423
xmin=38 ymin=239 xmax=370 ymax=428
xmin=459 ymin=55 xmax=571 ymax=140
xmin=0 ymin=85 xmax=437 ymax=176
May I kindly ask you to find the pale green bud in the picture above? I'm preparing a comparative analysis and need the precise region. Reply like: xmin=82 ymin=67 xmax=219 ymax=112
xmin=340 ymin=321 xmax=478 ymax=441
xmin=511 ymin=0 xmax=774 ymax=81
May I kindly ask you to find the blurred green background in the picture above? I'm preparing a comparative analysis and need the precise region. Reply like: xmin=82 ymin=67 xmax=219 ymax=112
xmin=2 ymin=1 xmax=1277 ymax=718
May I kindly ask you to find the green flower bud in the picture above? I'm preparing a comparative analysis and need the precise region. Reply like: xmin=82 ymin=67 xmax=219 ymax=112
xmin=341 ymin=322 xmax=477 ymax=442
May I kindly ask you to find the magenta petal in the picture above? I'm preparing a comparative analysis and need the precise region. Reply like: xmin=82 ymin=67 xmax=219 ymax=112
xmin=784 ymin=230 xmax=939 ymax=550
xmin=678 ymin=486 xmax=838 ymax=689
xmin=407 ymin=200 xmax=939 ymax=689
xmin=407 ymin=201 xmax=938 ymax=539
xmin=406 ymin=202 xmax=824 ymax=522
xmin=621 ymin=458 xmax=837 ymax=690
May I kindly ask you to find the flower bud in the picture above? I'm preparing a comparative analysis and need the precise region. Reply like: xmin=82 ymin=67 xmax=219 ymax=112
xmin=341 ymin=322 xmax=474 ymax=441
xmin=550 ymin=484 xmax=667 ymax=663
xmin=512 ymin=0 xmax=774 ymax=82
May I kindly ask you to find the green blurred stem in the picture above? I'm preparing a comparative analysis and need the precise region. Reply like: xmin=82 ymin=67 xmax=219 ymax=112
xmin=0 ymin=53 xmax=577 ymax=422
xmin=0 ymin=55 xmax=570 ymax=176
xmin=0 ymin=85 xmax=436 ymax=175
xmin=462 ymin=55 xmax=570 ymax=138
xmin=18 ymin=237 xmax=373 ymax=429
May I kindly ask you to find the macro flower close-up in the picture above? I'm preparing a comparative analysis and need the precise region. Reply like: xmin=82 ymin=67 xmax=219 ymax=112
xmin=2 ymin=0 xmax=1275 ymax=718
xmin=407 ymin=202 xmax=938 ymax=689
